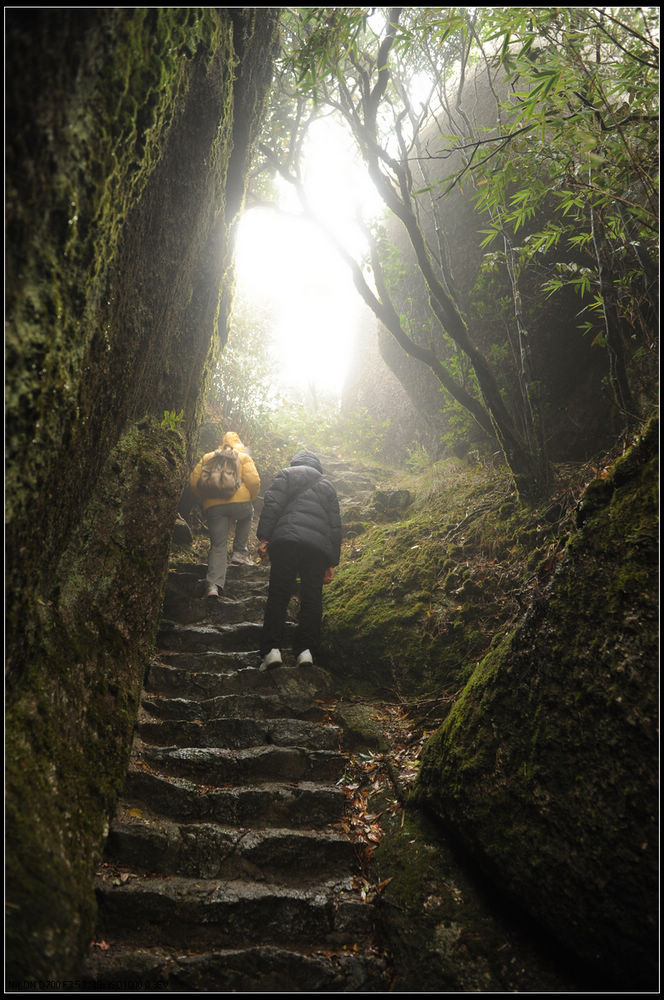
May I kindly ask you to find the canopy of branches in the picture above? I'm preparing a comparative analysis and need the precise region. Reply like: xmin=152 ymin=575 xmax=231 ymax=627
xmin=224 ymin=7 xmax=658 ymax=500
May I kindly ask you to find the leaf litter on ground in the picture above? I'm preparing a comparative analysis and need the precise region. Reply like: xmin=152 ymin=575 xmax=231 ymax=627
xmin=335 ymin=702 xmax=437 ymax=900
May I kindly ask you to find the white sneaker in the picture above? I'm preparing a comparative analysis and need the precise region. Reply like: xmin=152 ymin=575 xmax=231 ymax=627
xmin=260 ymin=648 xmax=282 ymax=671
xmin=231 ymin=552 xmax=254 ymax=566
xmin=205 ymin=583 xmax=220 ymax=598
xmin=296 ymin=649 xmax=313 ymax=666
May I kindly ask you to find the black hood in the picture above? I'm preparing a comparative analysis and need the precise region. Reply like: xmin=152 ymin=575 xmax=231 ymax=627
xmin=290 ymin=450 xmax=323 ymax=474
xmin=284 ymin=463 xmax=322 ymax=494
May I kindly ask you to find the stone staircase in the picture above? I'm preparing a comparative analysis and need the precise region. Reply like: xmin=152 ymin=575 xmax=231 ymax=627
xmin=82 ymin=557 xmax=390 ymax=991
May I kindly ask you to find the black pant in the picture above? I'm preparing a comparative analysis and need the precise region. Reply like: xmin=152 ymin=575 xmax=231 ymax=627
xmin=260 ymin=542 xmax=328 ymax=657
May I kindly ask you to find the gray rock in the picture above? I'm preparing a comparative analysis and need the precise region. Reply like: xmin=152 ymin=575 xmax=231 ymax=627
xmin=373 ymin=488 xmax=412 ymax=515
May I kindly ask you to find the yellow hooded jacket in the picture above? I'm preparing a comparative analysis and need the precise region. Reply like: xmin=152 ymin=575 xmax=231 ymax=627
xmin=190 ymin=431 xmax=261 ymax=512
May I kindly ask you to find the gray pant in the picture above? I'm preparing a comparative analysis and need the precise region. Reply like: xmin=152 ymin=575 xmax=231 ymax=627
xmin=206 ymin=501 xmax=253 ymax=589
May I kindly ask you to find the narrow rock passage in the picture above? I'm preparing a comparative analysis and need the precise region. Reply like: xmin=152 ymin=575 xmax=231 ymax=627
xmin=83 ymin=556 xmax=390 ymax=991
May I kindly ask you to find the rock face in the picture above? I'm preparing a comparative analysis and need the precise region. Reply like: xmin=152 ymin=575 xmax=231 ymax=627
xmin=415 ymin=419 xmax=659 ymax=989
xmin=5 ymin=8 xmax=279 ymax=982
xmin=81 ymin=560 xmax=389 ymax=991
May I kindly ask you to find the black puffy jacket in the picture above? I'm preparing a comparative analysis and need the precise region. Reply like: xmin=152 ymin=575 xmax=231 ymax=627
xmin=257 ymin=451 xmax=342 ymax=566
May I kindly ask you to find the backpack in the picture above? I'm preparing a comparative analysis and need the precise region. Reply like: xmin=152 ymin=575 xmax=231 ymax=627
xmin=198 ymin=447 xmax=242 ymax=500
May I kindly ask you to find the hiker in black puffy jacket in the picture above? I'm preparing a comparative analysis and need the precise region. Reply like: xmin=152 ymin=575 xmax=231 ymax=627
xmin=256 ymin=450 xmax=341 ymax=670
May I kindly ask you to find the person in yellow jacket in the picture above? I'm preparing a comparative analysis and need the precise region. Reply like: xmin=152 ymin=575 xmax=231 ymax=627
xmin=190 ymin=431 xmax=261 ymax=598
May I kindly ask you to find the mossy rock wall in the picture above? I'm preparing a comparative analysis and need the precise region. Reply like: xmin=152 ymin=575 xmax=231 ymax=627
xmin=415 ymin=419 xmax=659 ymax=989
xmin=322 ymin=462 xmax=526 ymax=698
xmin=5 ymin=9 xmax=279 ymax=981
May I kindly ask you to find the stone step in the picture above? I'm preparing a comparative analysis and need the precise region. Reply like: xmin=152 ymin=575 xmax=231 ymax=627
xmin=82 ymin=942 xmax=389 ymax=992
xmin=77 ymin=496 xmax=392 ymax=992
xmin=145 ymin=662 xmax=240 ymax=700
xmin=169 ymin=559 xmax=263 ymax=573
xmin=220 ymin=578 xmax=270 ymax=600
xmin=168 ymin=562 xmax=269 ymax=588
xmin=94 ymin=876 xmax=376 ymax=951
xmin=145 ymin=660 xmax=334 ymax=701
xmin=140 ymin=695 xmax=205 ymax=722
xmin=165 ymin=568 xmax=201 ymax=593
xmin=132 ymin=744 xmax=347 ymax=785
xmin=157 ymin=621 xmax=264 ymax=653
xmin=202 ymin=691 xmax=332 ymax=722
xmin=105 ymin=807 xmax=357 ymax=881
xmin=123 ymin=770 xmax=347 ymax=827
xmin=325 ymin=471 xmax=378 ymax=497
xmin=162 ymin=593 xmax=268 ymax=626
xmin=154 ymin=649 xmax=259 ymax=674
xmin=165 ymin=569 xmax=267 ymax=595
xmin=141 ymin=691 xmax=329 ymax=724
xmin=138 ymin=713 xmax=342 ymax=750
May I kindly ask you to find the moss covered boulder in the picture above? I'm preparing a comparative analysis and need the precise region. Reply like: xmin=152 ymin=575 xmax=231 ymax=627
xmin=5 ymin=8 xmax=279 ymax=982
xmin=321 ymin=459 xmax=541 ymax=698
xmin=415 ymin=419 xmax=659 ymax=989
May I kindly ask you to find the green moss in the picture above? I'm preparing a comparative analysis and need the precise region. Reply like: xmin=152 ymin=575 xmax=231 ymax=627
xmin=5 ymin=8 xmax=237 ymax=545
xmin=6 ymin=418 xmax=187 ymax=980
xmin=6 ymin=7 xmax=280 ymax=981
xmin=368 ymin=798 xmax=573 ymax=991
xmin=414 ymin=420 xmax=659 ymax=988
xmin=323 ymin=456 xmax=563 ymax=696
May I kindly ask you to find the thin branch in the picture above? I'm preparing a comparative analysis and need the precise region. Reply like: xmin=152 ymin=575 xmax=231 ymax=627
xmin=585 ymin=16 xmax=659 ymax=70
xmin=573 ymin=90 xmax=659 ymax=131
xmin=565 ymin=180 xmax=659 ymax=226
xmin=415 ymin=122 xmax=540 ymax=162
xmin=589 ymin=6 xmax=659 ymax=56
xmin=366 ymin=7 xmax=403 ymax=127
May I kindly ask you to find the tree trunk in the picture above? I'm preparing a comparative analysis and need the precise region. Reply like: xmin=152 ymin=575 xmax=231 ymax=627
xmin=590 ymin=206 xmax=639 ymax=427
xmin=366 ymin=150 xmax=548 ymax=501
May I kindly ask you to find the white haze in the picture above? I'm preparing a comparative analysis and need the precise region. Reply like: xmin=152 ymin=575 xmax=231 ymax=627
xmin=234 ymin=117 xmax=384 ymax=401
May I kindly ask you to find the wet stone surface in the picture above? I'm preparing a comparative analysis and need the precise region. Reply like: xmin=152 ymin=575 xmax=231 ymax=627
xmin=81 ymin=554 xmax=390 ymax=991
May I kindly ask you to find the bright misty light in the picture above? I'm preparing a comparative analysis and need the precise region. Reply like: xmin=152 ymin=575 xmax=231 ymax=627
xmin=235 ymin=208 xmax=359 ymax=397
xmin=234 ymin=118 xmax=383 ymax=399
